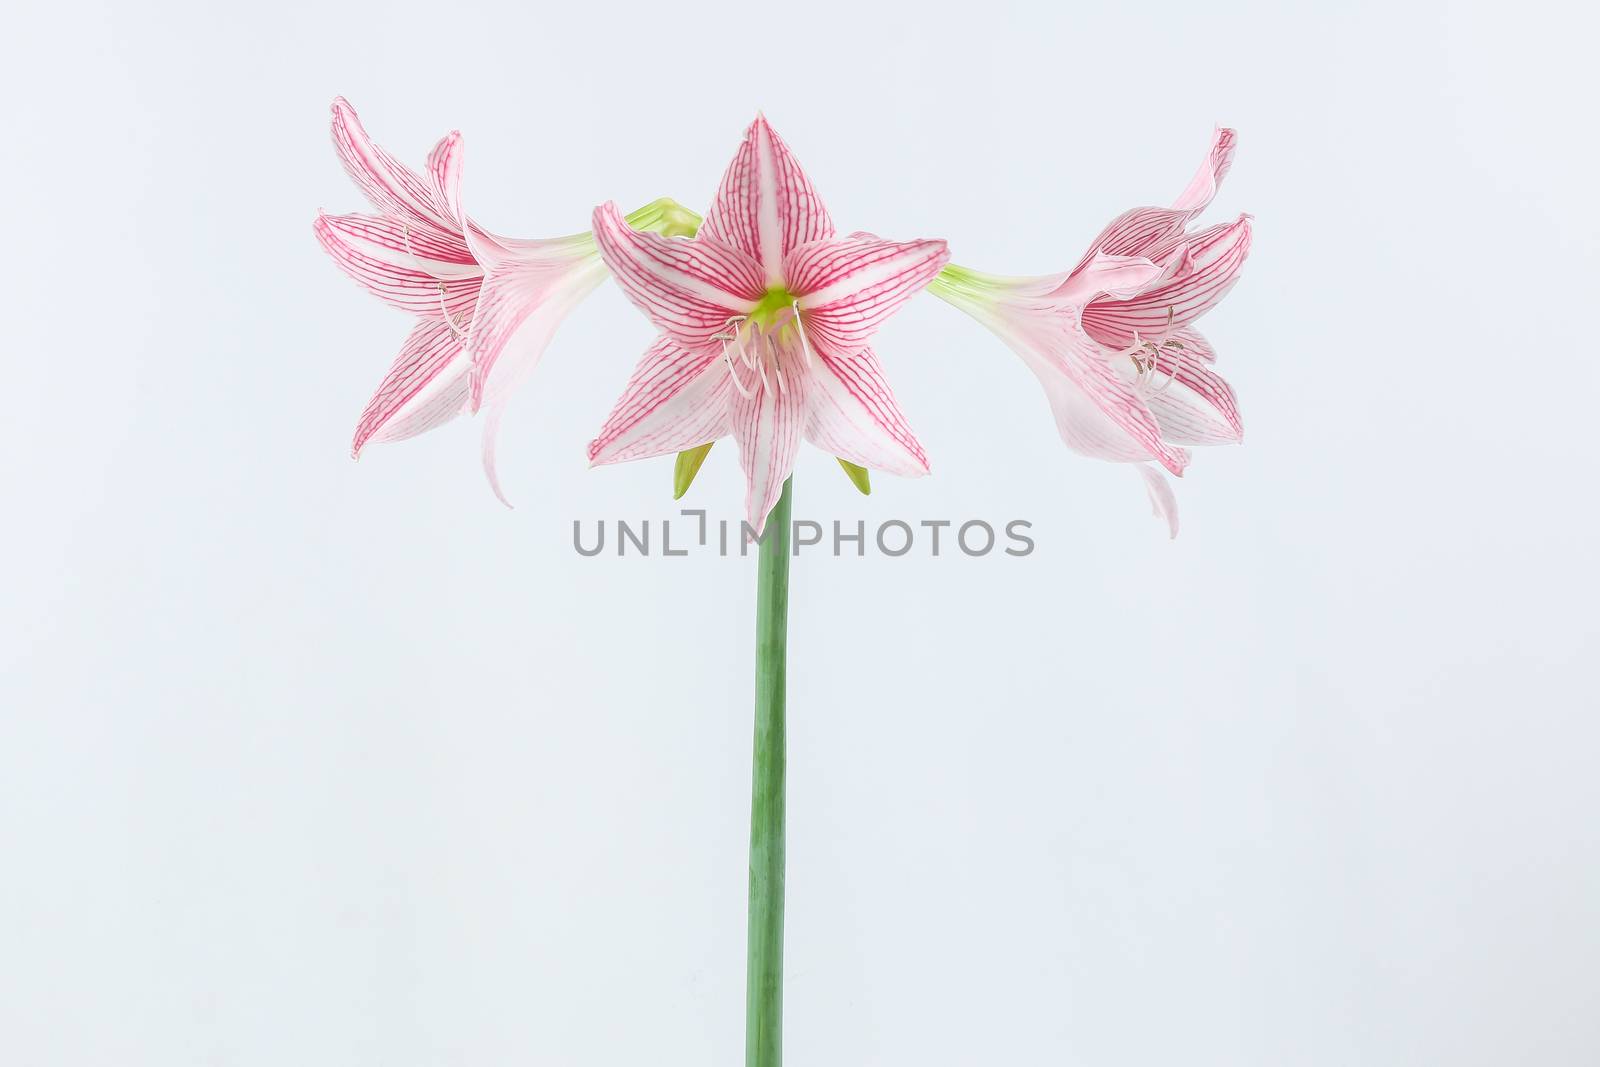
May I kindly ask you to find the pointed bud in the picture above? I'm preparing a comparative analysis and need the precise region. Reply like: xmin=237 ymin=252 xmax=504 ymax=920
xmin=837 ymin=458 xmax=871 ymax=495
xmin=674 ymin=443 xmax=715 ymax=499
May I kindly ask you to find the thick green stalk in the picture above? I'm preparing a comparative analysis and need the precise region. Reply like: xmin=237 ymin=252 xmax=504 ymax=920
xmin=746 ymin=477 xmax=792 ymax=1067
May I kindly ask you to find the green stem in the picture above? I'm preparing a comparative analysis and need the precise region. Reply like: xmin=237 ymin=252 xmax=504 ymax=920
xmin=746 ymin=477 xmax=792 ymax=1067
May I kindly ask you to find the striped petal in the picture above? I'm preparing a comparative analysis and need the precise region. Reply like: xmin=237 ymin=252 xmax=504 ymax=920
xmin=1076 ymin=127 xmax=1238 ymax=265
xmin=471 ymin=250 xmax=610 ymax=507
xmin=588 ymin=337 xmax=731 ymax=465
xmin=786 ymin=236 xmax=950 ymax=354
xmin=1080 ymin=216 xmax=1252 ymax=348
xmin=731 ymin=366 xmax=809 ymax=534
xmin=592 ymin=201 xmax=763 ymax=348
xmin=1143 ymin=345 xmax=1243 ymax=446
xmin=803 ymin=343 xmax=929 ymax=477
xmin=329 ymin=98 xmax=456 ymax=235
xmin=701 ymin=114 xmax=835 ymax=285
xmin=351 ymin=319 xmax=471 ymax=456
xmin=314 ymin=212 xmax=480 ymax=319
xmin=1171 ymin=126 xmax=1237 ymax=214
xmin=1138 ymin=464 xmax=1180 ymax=539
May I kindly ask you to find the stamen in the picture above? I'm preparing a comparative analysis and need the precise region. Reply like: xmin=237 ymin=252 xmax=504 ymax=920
xmin=791 ymin=301 xmax=814 ymax=369
xmin=438 ymin=280 xmax=469 ymax=340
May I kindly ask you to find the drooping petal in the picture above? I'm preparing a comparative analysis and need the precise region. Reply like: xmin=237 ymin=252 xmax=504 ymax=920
xmin=314 ymin=212 xmax=480 ymax=319
xmin=588 ymin=337 xmax=732 ymax=465
xmin=1171 ymin=126 xmax=1237 ymax=214
xmin=329 ymin=98 xmax=455 ymax=234
xmin=1080 ymin=216 xmax=1252 ymax=347
xmin=731 ymin=368 xmax=808 ymax=534
xmin=1138 ymin=464 xmax=1180 ymax=539
xmin=1143 ymin=347 xmax=1243 ymax=446
xmin=785 ymin=236 xmax=950 ymax=353
xmin=932 ymin=277 xmax=1189 ymax=473
xmin=592 ymin=202 xmax=763 ymax=347
xmin=803 ymin=343 xmax=929 ymax=476
xmin=351 ymin=319 xmax=471 ymax=456
xmin=701 ymin=114 xmax=835 ymax=285
xmin=472 ymin=255 xmax=610 ymax=507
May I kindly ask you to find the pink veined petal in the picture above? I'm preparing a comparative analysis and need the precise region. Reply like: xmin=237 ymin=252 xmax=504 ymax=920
xmin=1171 ymin=326 xmax=1216 ymax=364
xmin=1053 ymin=251 xmax=1167 ymax=307
xmin=426 ymin=130 xmax=467 ymax=233
xmin=587 ymin=336 xmax=732 ymax=465
xmin=329 ymin=98 xmax=455 ymax=233
xmin=1043 ymin=329 xmax=1190 ymax=474
xmin=1144 ymin=346 xmax=1243 ymax=446
xmin=352 ymin=319 xmax=472 ymax=456
xmin=731 ymin=365 xmax=809 ymax=534
xmin=592 ymin=201 xmax=763 ymax=347
xmin=1074 ymin=128 xmax=1239 ymax=266
xmin=467 ymin=244 xmax=606 ymax=410
xmin=786 ymin=236 xmax=950 ymax=353
xmin=802 ymin=342 xmax=929 ymax=476
xmin=1079 ymin=206 xmax=1192 ymax=265
xmin=701 ymin=114 xmax=835 ymax=285
xmin=472 ymin=257 xmax=609 ymax=507
xmin=1080 ymin=216 xmax=1252 ymax=347
xmin=1171 ymin=126 xmax=1237 ymax=214
xmin=1138 ymin=464 xmax=1180 ymax=539
xmin=314 ymin=212 xmax=481 ymax=319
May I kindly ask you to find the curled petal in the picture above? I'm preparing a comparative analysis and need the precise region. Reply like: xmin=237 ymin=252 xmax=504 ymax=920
xmin=352 ymin=319 xmax=471 ymax=456
xmin=1052 ymin=251 xmax=1166 ymax=306
xmin=329 ymin=98 xmax=455 ymax=233
xmin=786 ymin=236 xmax=950 ymax=353
xmin=592 ymin=202 xmax=763 ymax=347
xmin=426 ymin=130 xmax=467 ymax=233
xmin=1171 ymin=126 xmax=1237 ymax=214
xmin=1138 ymin=464 xmax=1180 ymax=539
xmin=803 ymin=343 xmax=929 ymax=477
xmin=1081 ymin=216 xmax=1252 ymax=347
xmin=701 ymin=114 xmax=835 ymax=284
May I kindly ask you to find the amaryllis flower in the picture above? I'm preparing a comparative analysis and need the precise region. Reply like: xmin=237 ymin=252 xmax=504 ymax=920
xmin=929 ymin=128 xmax=1251 ymax=537
xmin=585 ymin=116 xmax=950 ymax=531
xmin=314 ymin=98 xmax=695 ymax=503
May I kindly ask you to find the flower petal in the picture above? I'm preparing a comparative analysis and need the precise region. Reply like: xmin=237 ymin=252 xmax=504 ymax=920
xmin=1053 ymin=251 xmax=1166 ymax=306
xmin=786 ymin=236 xmax=950 ymax=353
xmin=329 ymin=98 xmax=455 ymax=234
xmin=314 ymin=212 xmax=480 ymax=319
xmin=1171 ymin=126 xmax=1237 ymax=214
xmin=700 ymin=114 xmax=835 ymax=285
xmin=1138 ymin=464 xmax=1180 ymax=539
xmin=1080 ymin=216 xmax=1252 ymax=347
xmin=471 ymin=252 xmax=610 ymax=507
xmin=803 ymin=343 xmax=929 ymax=476
xmin=731 ymin=368 xmax=809 ymax=534
xmin=1143 ymin=346 xmax=1243 ymax=446
xmin=351 ymin=319 xmax=471 ymax=456
xmin=588 ymin=337 xmax=732 ymax=465
xmin=592 ymin=201 xmax=763 ymax=347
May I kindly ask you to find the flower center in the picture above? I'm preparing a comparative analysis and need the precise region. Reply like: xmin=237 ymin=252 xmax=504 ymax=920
xmin=712 ymin=288 xmax=815 ymax=400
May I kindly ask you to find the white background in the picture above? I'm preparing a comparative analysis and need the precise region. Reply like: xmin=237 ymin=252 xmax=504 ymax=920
xmin=3 ymin=1 xmax=1596 ymax=1064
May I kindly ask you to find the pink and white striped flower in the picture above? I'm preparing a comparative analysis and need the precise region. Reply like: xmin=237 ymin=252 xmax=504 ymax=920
xmin=315 ymin=99 xmax=693 ymax=503
xmin=929 ymin=128 xmax=1251 ymax=537
xmin=587 ymin=116 xmax=950 ymax=531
